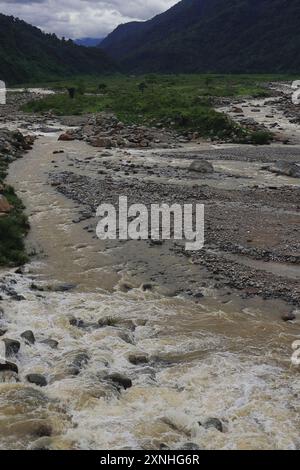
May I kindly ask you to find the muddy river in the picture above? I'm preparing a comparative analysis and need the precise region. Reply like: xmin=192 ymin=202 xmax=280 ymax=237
xmin=0 ymin=105 xmax=300 ymax=450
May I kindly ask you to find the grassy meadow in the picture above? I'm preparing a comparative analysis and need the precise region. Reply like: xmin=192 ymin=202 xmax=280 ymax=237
xmin=21 ymin=73 xmax=288 ymax=142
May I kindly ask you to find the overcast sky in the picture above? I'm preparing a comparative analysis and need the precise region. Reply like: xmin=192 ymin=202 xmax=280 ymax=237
xmin=0 ymin=0 xmax=178 ymax=38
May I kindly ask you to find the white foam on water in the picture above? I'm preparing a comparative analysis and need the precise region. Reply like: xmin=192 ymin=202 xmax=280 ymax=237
xmin=1 ymin=272 xmax=300 ymax=450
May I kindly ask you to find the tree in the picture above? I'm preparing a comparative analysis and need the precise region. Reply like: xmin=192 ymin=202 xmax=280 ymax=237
xmin=76 ymin=80 xmax=86 ymax=95
xmin=98 ymin=83 xmax=107 ymax=93
xmin=67 ymin=87 xmax=76 ymax=99
xmin=138 ymin=82 xmax=147 ymax=94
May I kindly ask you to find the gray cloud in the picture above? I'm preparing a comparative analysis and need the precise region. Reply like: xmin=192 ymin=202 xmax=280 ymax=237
xmin=0 ymin=0 xmax=178 ymax=38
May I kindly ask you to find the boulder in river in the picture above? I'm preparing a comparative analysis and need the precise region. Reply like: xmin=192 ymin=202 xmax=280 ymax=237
xmin=91 ymin=137 xmax=113 ymax=148
xmin=232 ymin=107 xmax=243 ymax=114
xmin=189 ymin=160 xmax=214 ymax=174
xmin=58 ymin=133 xmax=75 ymax=142
xmin=68 ymin=315 xmax=84 ymax=327
xmin=40 ymin=339 xmax=58 ymax=349
xmin=106 ymin=373 xmax=132 ymax=390
xmin=179 ymin=443 xmax=201 ymax=450
xmin=2 ymin=338 xmax=20 ymax=357
xmin=0 ymin=361 xmax=18 ymax=373
xmin=199 ymin=417 xmax=224 ymax=433
xmin=26 ymin=374 xmax=47 ymax=387
xmin=28 ymin=437 xmax=53 ymax=450
xmin=50 ymin=283 xmax=77 ymax=292
xmin=281 ymin=312 xmax=296 ymax=322
xmin=128 ymin=354 xmax=149 ymax=365
xmin=21 ymin=330 xmax=35 ymax=345
xmin=266 ymin=161 xmax=300 ymax=178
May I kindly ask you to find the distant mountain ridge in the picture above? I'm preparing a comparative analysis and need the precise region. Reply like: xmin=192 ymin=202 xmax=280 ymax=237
xmin=0 ymin=14 xmax=116 ymax=84
xmin=74 ymin=37 xmax=103 ymax=47
xmin=101 ymin=0 xmax=300 ymax=73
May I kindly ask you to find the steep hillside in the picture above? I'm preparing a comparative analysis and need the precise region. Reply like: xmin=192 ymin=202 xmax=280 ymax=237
xmin=0 ymin=14 xmax=116 ymax=84
xmin=101 ymin=0 xmax=300 ymax=73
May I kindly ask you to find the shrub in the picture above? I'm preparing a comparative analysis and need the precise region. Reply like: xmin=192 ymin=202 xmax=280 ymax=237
xmin=250 ymin=130 xmax=272 ymax=145
xmin=0 ymin=185 xmax=29 ymax=266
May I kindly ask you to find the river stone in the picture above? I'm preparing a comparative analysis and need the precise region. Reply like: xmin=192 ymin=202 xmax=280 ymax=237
xmin=107 ymin=373 xmax=132 ymax=390
xmin=2 ymin=338 xmax=20 ymax=357
xmin=0 ymin=328 xmax=7 ymax=337
xmin=119 ymin=282 xmax=134 ymax=293
xmin=266 ymin=161 xmax=300 ymax=178
xmin=11 ymin=293 xmax=25 ymax=301
xmin=98 ymin=317 xmax=118 ymax=327
xmin=189 ymin=160 xmax=214 ymax=174
xmin=282 ymin=312 xmax=296 ymax=322
xmin=118 ymin=331 xmax=134 ymax=344
xmin=159 ymin=443 xmax=170 ymax=450
xmin=28 ymin=437 xmax=53 ymax=450
xmin=194 ymin=292 xmax=204 ymax=299
xmin=200 ymin=417 xmax=224 ymax=432
xmin=58 ymin=133 xmax=75 ymax=142
xmin=26 ymin=374 xmax=48 ymax=387
xmin=30 ymin=283 xmax=45 ymax=292
xmin=142 ymin=283 xmax=154 ymax=291
xmin=128 ymin=354 xmax=149 ymax=365
xmin=232 ymin=107 xmax=243 ymax=114
xmin=52 ymin=283 xmax=77 ymax=292
xmin=68 ymin=315 xmax=84 ymax=327
xmin=40 ymin=339 xmax=58 ymax=349
xmin=53 ymin=351 xmax=90 ymax=379
xmin=0 ymin=361 xmax=18 ymax=373
xmin=21 ymin=330 xmax=35 ymax=344
xmin=180 ymin=443 xmax=201 ymax=450
xmin=72 ymin=352 xmax=90 ymax=367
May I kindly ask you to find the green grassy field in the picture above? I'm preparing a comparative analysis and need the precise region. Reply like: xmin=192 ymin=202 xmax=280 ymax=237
xmin=21 ymin=74 xmax=285 ymax=142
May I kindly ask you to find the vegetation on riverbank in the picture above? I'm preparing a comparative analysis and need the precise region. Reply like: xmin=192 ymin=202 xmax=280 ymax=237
xmin=0 ymin=188 xmax=29 ymax=266
xmin=22 ymin=74 xmax=276 ymax=141
xmin=0 ymin=135 xmax=29 ymax=266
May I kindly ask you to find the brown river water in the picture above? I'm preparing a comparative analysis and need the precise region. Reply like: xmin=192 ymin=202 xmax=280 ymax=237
xmin=0 ymin=124 xmax=300 ymax=450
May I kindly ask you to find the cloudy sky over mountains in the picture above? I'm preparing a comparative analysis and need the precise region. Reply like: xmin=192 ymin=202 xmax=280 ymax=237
xmin=0 ymin=0 xmax=178 ymax=38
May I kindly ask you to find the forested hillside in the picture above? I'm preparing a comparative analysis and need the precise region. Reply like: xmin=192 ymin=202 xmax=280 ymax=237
xmin=101 ymin=0 xmax=300 ymax=73
xmin=0 ymin=14 xmax=116 ymax=84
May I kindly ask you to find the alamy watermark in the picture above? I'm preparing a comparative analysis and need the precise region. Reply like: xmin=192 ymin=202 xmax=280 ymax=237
xmin=96 ymin=196 xmax=204 ymax=251
xmin=0 ymin=80 xmax=6 ymax=105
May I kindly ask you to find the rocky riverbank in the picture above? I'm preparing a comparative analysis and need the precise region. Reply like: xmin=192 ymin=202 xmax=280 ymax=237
xmin=63 ymin=112 xmax=184 ymax=149
xmin=50 ymin=156 xmax=300 ymax=307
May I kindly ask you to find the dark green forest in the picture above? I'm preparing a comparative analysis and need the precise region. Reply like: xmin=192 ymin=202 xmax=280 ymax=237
xmin=1 ymin=0 xmax=300 ymax=83
xmin=0 ymin=14 xmax=116 ymax=84
xmin=101 ymin=0 xmax=300 ymax=73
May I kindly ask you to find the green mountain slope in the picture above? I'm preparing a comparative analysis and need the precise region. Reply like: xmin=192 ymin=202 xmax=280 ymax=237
xmin=101 ymin=0 xmax=300 ymax=73
xmin=0 ymin=14 xmax=116 ymax=84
